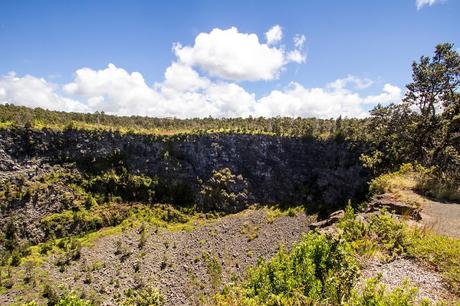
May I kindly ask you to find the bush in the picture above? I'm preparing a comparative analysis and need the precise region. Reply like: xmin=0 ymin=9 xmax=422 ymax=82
xmin=200 ymin=168 xmax=249 ymax=213
xmin=347 ymin=276 xmax=419 ymax=306
xmin=122 ymin=286 xmax=165 ymax=306
xmin=339 ymin=205 xmax=408 ymax=259
xmin=369 ymin=163 xmax=459 ymax=202
xmin=57 ymin=291 xmax=93 ymax=306
xmin=369 ymin=163 xmax=417 ymax=195
xmin=215 ymin=232 xmax=359 ymax=305
xmin=84 ymin=168 xmax=158 ymax=203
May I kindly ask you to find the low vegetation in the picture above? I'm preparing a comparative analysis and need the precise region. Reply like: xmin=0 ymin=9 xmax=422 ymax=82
xmin=369 ymin=163 xmax=460 ymax=202
xmin=215 ymin=205 xmax=460 ymax=304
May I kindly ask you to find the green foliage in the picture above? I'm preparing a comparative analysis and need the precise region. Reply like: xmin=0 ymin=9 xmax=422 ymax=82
xmin=0 ymin=103 xmax=368 ymax=139
xmin=216 ymin=232 xmax=359 ymax=305
xmin=369 ymin=163 xmax=460 ymax=202
xmin=84 ymin=168 xmax=158 ymax=203
xmin=56 ymin=291 xmax=93 ymax=306
xmin=347 ymin=276 xmax=419 ymax=306
xmin=54 ymin=238 xmax=82 ymax=270
xmin=367 ymin=212 xmax=407 ymax=257
xmin=41 ymin=285 xmax=93 ymax=306
xmin=406 ymin=229 xmax=460 ymax=295
xmin=200 ymin=168 xmax=249 ymax=213
xmin=202 ymin=251 xmax=223 ymax=289
xmin=122 ymin=286 xmax=165 ymax=306
xmin=367 ymin=43 xmax=459 ymax=187
xmin=339 ymin=205 xmax=408 ymax=259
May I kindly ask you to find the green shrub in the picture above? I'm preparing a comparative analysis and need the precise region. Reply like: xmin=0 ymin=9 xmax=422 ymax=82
xmin=368 ymin=211 xmax=407 ymax=257
xmin=56 ymin=291 xmax=93 ymax=306
xmin=200 ymin=168 xmax=249 ymax=213
xmin=406 ymin=229 xmax=460 ymax=295
xmin=338 ymin=205 xmax=408 ymax=258
xmin=347 ymin=276 xmax=419 ymax=306
xmin=84 ymin=169 xmax=158 ymax=203
xmin=216 ymin=232 xmax=359 ymax=305
xmin=122 ymin=286 xmax=165 ymax=306
xmin=369 ymin=163 xmax=459 ymax=202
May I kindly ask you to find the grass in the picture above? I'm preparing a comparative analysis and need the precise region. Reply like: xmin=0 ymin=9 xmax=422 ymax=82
xmin=240 ymin=221 xmax=259 ymax=242
xmin=370 ymin=163 xmax=460 ymax=203
xmin=263 ymin=204 xmax=306 ymax=223
xmin=202 ymin=251 xmax=223 ymax=290
xmin=406 ymin=228 xmax=460 ymax=295
xmin=0 ymin=120 xmax=15 ymax=129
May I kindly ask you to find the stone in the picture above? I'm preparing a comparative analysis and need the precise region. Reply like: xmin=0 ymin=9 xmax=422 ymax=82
xmin=368 ymin=193 xmax=421 ymax=220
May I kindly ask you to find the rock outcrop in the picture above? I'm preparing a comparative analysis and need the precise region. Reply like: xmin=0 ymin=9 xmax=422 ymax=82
xmin=0 ymin=128 xmax=370 ymax=211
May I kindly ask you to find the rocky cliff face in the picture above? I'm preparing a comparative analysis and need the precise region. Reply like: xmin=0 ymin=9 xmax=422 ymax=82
xmin=0 ymin=128 xmax=370 ymax=211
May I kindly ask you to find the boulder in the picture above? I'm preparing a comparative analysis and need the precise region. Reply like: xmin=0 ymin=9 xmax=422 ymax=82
xmin=309 ymin=209 xmax=345 ymax=229
xmin=367 ymin=193 xmax=421 ymax=220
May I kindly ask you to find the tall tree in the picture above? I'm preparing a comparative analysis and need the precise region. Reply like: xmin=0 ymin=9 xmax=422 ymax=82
xmin=368 ymin=43 xmax=460 ymax=174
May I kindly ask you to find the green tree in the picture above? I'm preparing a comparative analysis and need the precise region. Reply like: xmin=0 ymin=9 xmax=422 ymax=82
xmin=367 ymin=43 xmax=459 ymax=178
xmin=200 ymin=168 xmax=249 ymax=213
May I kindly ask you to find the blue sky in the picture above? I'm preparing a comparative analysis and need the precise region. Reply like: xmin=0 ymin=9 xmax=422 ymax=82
xmin=0 ymin=0 xmax=458 ymax=118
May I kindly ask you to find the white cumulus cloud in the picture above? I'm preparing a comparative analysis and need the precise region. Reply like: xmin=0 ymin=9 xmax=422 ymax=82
xmin=327 ymin=75 xmax=374 ymax=91
xmin=0 ymin=65 xmax=402 ymax=119
xmin=0 ymin=25 xmax=402 ymax=119
xmin=265 ymin=25 xmax=283 ymax=45
xmin=0 ymin=72 xmax=89 ymax=112
xmin=174 ymin=26 xmax=304 ymax=81
xmin=287 ymin=50 xmax=306 ymax=64
xmin=254 ymin=79 xmax=401 ymax=119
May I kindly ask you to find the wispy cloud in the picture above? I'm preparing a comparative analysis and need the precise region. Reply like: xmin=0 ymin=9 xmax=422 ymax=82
xmin=416 ymin=0 xmax=445 ymax=10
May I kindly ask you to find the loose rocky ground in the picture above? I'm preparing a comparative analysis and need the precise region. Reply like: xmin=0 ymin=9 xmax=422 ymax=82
xmin=360 ymin=258 xmax=454 ymax=302
xmin=0 ymin=208 xmax=314 ymax=305
xmin=361 ymin=193 xmax=460 ymax=303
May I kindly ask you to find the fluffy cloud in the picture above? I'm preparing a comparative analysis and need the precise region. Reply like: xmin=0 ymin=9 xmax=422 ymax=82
xmin=163 ymin=62 xmax=209 ymax=92
xmin=0 ymin=65 xmax=402 ymax=119
xmin=416 ymin=0 xmax=444 ymax=9
xmin=363 ymin=84 xmax=402 ymax=104
xmin=286 ymin=50 xmax=306 ymax=64
xmin=0 ymin=72 xmax=89 ymax=112
xmin=254 ymin=80 xmax=401 ymax=118
xmin=63 ymin=63 xmax=161 ymax=115
xmin=174 ymin=26 xmax=304 ymax=81
xmin=265 ymin=25 xmax=282 ymax=45
xmin=0 ymin=25 xmax=402 ymax=119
